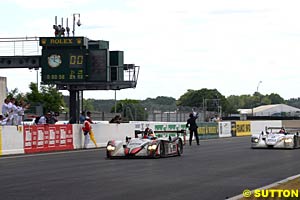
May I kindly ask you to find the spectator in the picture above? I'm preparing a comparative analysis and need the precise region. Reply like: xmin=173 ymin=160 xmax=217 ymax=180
xmin=1 ymin=98 xmax=10 ymax=117
xmin=16 ymin=100 xmax=30 ymax=125
xmin=37 ymin=114 xmax=48 ymax=124
xmin=79 ymin=111 xmax=86 ymax=124
xmin=6 ymin=98 xmax=17 ymax=125
xmin=47 ymin=112 xmax=58 ymax=124
xmin=109 ymin=115 xmax=122 ymax=124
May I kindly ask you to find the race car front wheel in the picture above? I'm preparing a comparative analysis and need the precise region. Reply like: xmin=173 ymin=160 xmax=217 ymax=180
xmin=154 ymin=142 xmax=165 ymax=158
xmin=177 ymin=139 xmax=183 ymax=156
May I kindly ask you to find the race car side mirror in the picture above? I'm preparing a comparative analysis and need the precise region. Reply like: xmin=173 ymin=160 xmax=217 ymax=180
xmin=126 ymin=136 xmax=131 ymax=142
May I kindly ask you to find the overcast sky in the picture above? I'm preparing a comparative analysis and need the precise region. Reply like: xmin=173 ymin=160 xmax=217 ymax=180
xmin=1 ymin=0 xmax=300 ymax=100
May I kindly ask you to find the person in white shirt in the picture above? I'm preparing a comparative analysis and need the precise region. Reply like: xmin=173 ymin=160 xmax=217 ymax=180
xmin=6 ymin=98 xmax=18 ymax=125
xmin=2 ymin=98 xmax=10 ymax=117
xmin=38 ymin=115 xmax=47 ymax=124
xmin=16 ymin=100 xmax=30 ymax=125
xmin=6 ymin=98 xmax=15 ymax=125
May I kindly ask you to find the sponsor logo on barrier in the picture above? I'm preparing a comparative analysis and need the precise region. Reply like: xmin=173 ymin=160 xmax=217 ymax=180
xmin=236 ymin=121 xmax=251 ymax=136
xmin=23 ymin=124 xmax=73 ymax=153
xmin=242 ymin=189 xmax=299 ymax=198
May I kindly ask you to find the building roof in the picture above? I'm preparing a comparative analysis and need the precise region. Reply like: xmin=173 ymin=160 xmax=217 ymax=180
xmin=239 ymin=104 xmax=300 ymax=116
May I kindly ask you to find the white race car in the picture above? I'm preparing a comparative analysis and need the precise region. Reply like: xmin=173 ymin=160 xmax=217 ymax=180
xmin=251 ymin=127 xmax=300 ymax=149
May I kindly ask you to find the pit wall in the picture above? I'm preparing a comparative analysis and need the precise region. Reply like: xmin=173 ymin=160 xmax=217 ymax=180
xmin=0 ymin=126 xmax=24 ymax=156
xmin=0 ymin=120 xmax=298 ymax=156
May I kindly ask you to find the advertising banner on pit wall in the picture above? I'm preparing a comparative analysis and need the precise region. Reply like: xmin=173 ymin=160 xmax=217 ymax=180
xmin=197 ymin=122 xmax=219 ymax=139
xmin=218 ymin=122 xmax=232 ymax=137
xmin=235 ymin=121 xmax=251 ymax=136
xmin=23 ymin=124 xmax=73 ymax=154
xmin=153 ymin=123 xmax=187 ymax=143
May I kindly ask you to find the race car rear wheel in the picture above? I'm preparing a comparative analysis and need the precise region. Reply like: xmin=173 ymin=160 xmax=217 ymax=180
xmin=294 ymin=136 xmax=299 ymax=148
xmin=177 ymin=138 xmax=183 ymax=156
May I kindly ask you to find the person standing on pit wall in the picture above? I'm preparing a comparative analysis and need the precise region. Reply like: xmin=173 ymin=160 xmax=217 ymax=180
xmin=186 ymin=112 xmax=200 ymax=146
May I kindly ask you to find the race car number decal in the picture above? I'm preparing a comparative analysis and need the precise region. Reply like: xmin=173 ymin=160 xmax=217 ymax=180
xmin=168 ymin=143 xmax=177 ymax=153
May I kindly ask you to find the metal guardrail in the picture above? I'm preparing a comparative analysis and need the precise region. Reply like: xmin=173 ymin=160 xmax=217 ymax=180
xmin=0 ymin=37 xmax=40 ymax=56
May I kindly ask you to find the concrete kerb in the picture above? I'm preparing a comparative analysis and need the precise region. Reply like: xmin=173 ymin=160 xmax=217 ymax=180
xmin=227 ymin=174 xmax=300 ymax=200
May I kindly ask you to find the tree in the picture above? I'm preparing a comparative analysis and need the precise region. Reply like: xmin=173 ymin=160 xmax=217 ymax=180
xmin=267 ymin=93 xmax=285 ymax=104
xmin=112 ymin=99 xmax=147 ymax=121
xmin=39 ymin=84 xmax=65 ymax=113
xmin=6 ymin=88 xmax=28 ymax=106
xmin=286 ymin=98 xmax=300 ymax=108
xmin=141 ymin=96 xmax=177 ymax=112
xmin=177 ymin=88 xmax=228 ymax=112
xmin=225 ymin=92 xmax=286 ymax=116
xmin=83 ymin=98 xmax=95 ymax=112
xmin=25 ymin=83 xmax=65 ymax=114
xmin=226 ymin=95 xmax=240 ymax=114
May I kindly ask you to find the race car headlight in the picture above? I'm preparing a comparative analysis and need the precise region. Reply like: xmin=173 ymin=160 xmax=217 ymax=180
xmin=107 ymin=145 xmax=116 ymax=151
xmin=148 ymin=144 xmax=157 ymax=151
xmin=284 ymin=138 xmax=293 ymax=143
xmin=251 ymin=137 xmax=259 ymax=143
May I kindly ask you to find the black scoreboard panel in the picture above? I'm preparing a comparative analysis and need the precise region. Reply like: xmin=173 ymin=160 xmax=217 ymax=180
xmin=87 ymin=49 xmax=108 ymax=82
xmin=41 ymin=48 xmax=87 ymax=83
xmin=40 ymin=37 xmax=132 ymax=89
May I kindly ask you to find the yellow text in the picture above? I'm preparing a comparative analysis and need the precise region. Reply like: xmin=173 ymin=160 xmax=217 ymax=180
xmin=50 ymin=38 xmax=73 ymax=45
xmin=254 ymin=189 xmax=298 ymax=198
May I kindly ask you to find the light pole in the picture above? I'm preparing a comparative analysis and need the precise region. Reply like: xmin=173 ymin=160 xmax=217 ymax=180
xmin=72 ymin=13 xmax=81 ymax=36
xmin=29 ymin=68 xmax=39 ymax=89
xmin=144 ymin=107 xmax=147 ymax=121
xmin=252 ymin=81 xmax=262 ymax=116
xmin=114 ymin=90 xmax=117 ymax=114
xmin=256 ymin=81 xmax=262 ymax=93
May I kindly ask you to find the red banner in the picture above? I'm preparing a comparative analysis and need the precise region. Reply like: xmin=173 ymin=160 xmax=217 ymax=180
xmin=24 ymin=124 xmax=73 ymax=154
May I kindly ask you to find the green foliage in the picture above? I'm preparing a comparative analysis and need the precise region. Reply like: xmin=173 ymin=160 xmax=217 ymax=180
xmin=266 ymin=93 xmax=285 ymax=104
xmin=286 ymin=98 xmax=300 ymax=109
xmin=112 ymin=99 xmax=147 ymax=121
xmin=7 ymin=88 xmax=28 ymax=103
xmin=39 ymin=84 xmax=65 ymax=113
xmin=226 ymin=92 xmax=286 ymax=115
xmin=177 ymin=88 xmax=228 ymax=112
xmin=83 ymin=99 xmax=95 ymax=112
xmin=141 ymin=96 xmax=176 ymax=112
xmin=26 ymin=83 xmax=43 ymax=103
xmin=8 ymin=82 xmax=66 ymax=114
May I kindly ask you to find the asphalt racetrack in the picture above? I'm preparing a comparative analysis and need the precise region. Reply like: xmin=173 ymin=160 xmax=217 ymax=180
xmin=1 ymin=136 xmax=300 ymax=200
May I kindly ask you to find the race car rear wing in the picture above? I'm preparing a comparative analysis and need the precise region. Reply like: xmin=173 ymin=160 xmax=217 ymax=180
xmin=134 ymin=129 xmax=186 ymax=138
xmin=265 ymin=126 xmax=300 ymax=134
